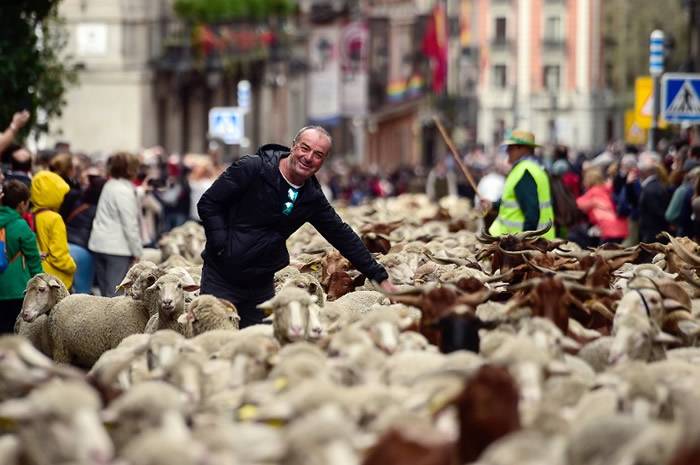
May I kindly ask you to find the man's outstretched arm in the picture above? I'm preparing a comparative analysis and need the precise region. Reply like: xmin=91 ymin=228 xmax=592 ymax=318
xmin=309 ymin=199 xmax=390 ymax=286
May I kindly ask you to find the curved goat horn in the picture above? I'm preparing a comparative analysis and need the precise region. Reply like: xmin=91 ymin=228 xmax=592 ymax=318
xmin=515 ymin=221 xmax=553 ymax=240
xmin=507 ymin=278 xmax=543 ymax=292
xmin=665 ymin=233 xmax=700 ymax=267
xmin=477 ymin=228 xmax=499 ymax=243
xmin=565 ymin=282 xmax=615 ymax=297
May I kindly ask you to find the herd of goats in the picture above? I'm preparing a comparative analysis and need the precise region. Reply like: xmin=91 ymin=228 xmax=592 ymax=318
xmin=3 ymin=193 xmax=700 ymax=465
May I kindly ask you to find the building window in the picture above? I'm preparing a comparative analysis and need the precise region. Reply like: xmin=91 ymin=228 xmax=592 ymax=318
xmin=544 ymin=16 xmax=562 ymax=40
xmin=495 ymin=17 xmax=507 ymax=42
xmin=543 ymin=65 xmax=560 ymax=90
xmin=493 ymin=64 xmax=507 ymax=88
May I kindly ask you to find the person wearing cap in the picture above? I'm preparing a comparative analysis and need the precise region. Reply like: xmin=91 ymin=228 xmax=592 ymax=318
xmin=480 ymin=130 xmax=555 ymax=239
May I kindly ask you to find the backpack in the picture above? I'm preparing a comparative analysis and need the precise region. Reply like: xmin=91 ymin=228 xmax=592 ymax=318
xmin=0 ymin=224 xmax=21 ymax=273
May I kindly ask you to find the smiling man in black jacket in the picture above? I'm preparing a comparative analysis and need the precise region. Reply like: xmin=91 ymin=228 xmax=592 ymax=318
xmin=198 ymin=126 xmax=395 ymax=327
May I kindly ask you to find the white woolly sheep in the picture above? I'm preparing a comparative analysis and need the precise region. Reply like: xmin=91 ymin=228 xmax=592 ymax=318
xmin=177 ymin=294 xmax=240 ymax=337
xmin=0 ymin=379 xmax=113 ymax=465
xmin=120 ymin=411 xmax=210 ymax=465
xmin=143 ymin=273 xmax=200 ymax=335
xmin=43 ymin=293 xmax=151 ymax=368
xmin=281 ymin=272 xmax=326 ymax=306
xmin=115 ymin=261 xmax=161 ymax=300
xmin=192 ymin=422 xmax=287 ymax=465
xmin=258 ymin=287 xmax=322 ymax=344
xmin=0 ymin=335 xmax=81 ymax=402
xmin=102 ymin=381 xmax=191 ymax=452
xmin=15 ymin=273 xmax=69 ymax=356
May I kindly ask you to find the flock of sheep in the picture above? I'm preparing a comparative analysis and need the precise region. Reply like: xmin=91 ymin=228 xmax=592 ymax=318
xmin=3 ymin=193 xmax=700 ymax=465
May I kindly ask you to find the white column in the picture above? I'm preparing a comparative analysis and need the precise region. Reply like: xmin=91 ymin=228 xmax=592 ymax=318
xmin=516 ymin=0 xmax=532 ymax=127
xmin=576 ymin=0 xmax=590 ymax=92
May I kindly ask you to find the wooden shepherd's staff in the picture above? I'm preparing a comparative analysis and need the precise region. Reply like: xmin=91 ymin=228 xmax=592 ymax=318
xmin=432 ymin=115 xmax=483 ymax=200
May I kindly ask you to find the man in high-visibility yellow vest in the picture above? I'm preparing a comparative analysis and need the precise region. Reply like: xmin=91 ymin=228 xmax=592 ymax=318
xmin=480 ymin=130 xmax=555 ymax=239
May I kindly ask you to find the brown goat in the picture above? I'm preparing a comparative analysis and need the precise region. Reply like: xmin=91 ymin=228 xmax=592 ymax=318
xmin=442 ymin=364 xmax=521 ymax=463
xmin=363 ymin=422 xmax=459 ymax=465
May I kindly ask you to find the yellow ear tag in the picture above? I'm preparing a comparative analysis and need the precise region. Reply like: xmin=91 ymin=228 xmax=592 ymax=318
xmin=273 ymin=377 xmax=288 ymax=391
xmin=265 ymin=418 xmax=285 ymax=428
xmin=0 ymin=417 xmax=17 ymax=431
xmin=237 ymin=404 xmax=258 ymax=421
xmin=428 ymin=392 xmax=451 ymax=414
xmin=310 ymin=264 xmax=320 ymax=272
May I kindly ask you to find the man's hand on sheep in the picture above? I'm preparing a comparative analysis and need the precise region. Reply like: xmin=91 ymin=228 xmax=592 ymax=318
xmin=378 ymin=279 xmax=398 ymax=294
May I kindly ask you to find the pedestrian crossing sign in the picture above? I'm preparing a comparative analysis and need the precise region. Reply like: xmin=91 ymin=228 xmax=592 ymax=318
xmin=662 ymin=73 xmax=700 ymax=123
xmin=208 ymin=107 xmax=244 ymax=145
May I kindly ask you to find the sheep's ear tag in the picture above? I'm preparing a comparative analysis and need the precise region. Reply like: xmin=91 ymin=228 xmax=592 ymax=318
xmin=237 ymin=404 xmax=258 ymax=421
xmin=0 ymin=416 xmax=17 ymax=431
xmin=265 ymin=418 xmax=286 ymax=428
xmin=257 ymin=301 xmax=275 ymax=316
xmin=273 ymin=377 xmax=288 ymax=391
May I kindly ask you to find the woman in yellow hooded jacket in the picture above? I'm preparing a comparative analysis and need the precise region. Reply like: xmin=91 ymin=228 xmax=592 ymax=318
xmin=31 ymin=170 xmax=77 ymax=289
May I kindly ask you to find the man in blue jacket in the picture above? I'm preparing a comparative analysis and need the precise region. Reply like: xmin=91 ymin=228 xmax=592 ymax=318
xmin=198 ymin=126 xmax=395 ymax=327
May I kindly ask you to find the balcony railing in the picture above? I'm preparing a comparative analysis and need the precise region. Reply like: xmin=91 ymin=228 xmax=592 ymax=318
xmin=153 ymin=19 xmax=295 ymax=72
xmin=542 ymin=38 xmax=566 ymax=51
xmin=490 ymin=38 xmax=513 ymax=52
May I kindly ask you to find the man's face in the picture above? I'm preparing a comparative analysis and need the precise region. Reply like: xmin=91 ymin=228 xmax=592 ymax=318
xmin=506 ymin=145 xmax=527 ymax=164
xmin=288 ymin=129 xmax=331 ymax=181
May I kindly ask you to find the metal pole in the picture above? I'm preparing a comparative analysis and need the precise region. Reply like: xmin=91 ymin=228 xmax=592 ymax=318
xmin=649 ymin=30 xmax=665 ymax=151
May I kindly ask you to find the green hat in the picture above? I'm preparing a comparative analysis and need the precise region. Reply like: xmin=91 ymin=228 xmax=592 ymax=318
xmin=501 ymin=130 xmax=540 ymax=147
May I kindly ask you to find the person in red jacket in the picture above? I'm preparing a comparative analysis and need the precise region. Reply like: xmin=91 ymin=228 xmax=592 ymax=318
xmin=576 ymin=168 xmax=628 ymax=244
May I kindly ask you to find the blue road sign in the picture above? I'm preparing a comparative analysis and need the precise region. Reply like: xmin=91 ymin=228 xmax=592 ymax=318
xmin=662 ymin=73 xmax=700 ymax=123
xmin=208 ymin=107 xmax=244 ymax=145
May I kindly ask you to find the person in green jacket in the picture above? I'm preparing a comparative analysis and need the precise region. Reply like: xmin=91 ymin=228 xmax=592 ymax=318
xmin=0 ymin=180 xmax=43 ymax=333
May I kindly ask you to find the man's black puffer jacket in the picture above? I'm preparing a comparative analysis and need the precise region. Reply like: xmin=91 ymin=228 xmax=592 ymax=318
xmin=197 ymin=144 xmax=388 ymax=285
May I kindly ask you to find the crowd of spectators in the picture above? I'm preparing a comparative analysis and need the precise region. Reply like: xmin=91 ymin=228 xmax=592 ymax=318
xmin=1 ymin=106 xmax=700 ymax=306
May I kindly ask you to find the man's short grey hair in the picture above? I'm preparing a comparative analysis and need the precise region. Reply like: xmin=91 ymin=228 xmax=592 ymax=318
xmin=293 ymin=125 xmax=333 ymax=147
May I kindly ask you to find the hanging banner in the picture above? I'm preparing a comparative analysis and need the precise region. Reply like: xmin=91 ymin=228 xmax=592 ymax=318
xmin=340 ymin=21 xmax=369 ymax=116
xmin=308 ymin=26 xmax=341 ymax=123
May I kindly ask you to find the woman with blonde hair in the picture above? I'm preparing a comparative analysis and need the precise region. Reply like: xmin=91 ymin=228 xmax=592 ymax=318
xmin=576 ymin=167 xmax=628 ymax=244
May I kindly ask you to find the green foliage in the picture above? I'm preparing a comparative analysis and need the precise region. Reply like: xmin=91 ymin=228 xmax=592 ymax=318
xmin=173 ymin=0 xmax=296 ymax=23
xmin=0 ymin=1 xmax=78 ymax=138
